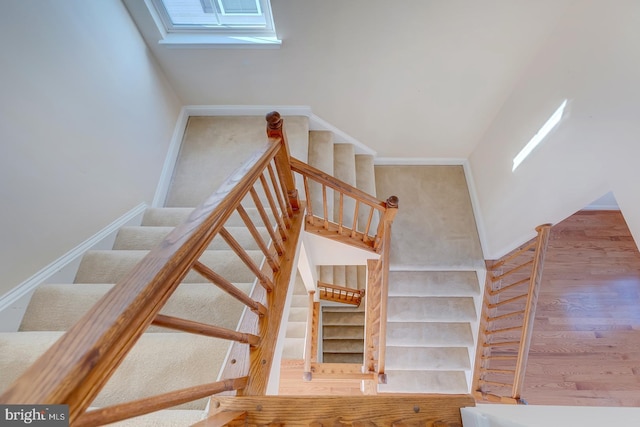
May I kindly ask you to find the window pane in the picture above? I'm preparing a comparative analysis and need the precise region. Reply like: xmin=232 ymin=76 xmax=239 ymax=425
xmin=219 ymin=0 xmax=260 ymax=14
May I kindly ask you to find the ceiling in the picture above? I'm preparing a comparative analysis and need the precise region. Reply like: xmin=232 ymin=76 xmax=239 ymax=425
xmin=126 ymin=0 xmax=577 ymax=158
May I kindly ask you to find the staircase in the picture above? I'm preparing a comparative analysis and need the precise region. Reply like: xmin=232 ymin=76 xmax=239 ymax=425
xmin=0 ymin=113 xmax=486 ymax=422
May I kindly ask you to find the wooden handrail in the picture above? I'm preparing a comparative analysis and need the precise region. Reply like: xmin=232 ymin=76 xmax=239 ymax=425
xmin=0 ymin=112 xmax=305 ymax=425
xmin=317 ymin=281 xmax=365 ymax=306
xmin=472 ymin=224 xmax=552 ymax=404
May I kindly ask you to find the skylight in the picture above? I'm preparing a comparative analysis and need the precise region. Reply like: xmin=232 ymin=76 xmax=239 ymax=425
xmin=148 ymin=0 xmax=280 ymax=46
xmin=512 ymin=99 xmax=567 ymax=172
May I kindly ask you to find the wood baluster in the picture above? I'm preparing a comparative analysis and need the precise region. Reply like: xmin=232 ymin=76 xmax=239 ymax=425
xmin=302 ymin=175 xmax=313 ymax=223
xmin=75 ymin=378 xmax=248 ymax=427
xmin=236 ymin=205 xmax=284 ymax=255
xmin=218 ymin=228 xmax=275 ymax=293
xmin=322 ymin=184 xmax=329 ymax=230
xmin=351 ymin=201 xmax=360 ymax=238
xmin=193 ymin=260 xmax=269 ymax=311
xmin=249 ymin=187 xmax=285 ymax=255
xmin=338 ymin=192 xmax=344 ymax=234
xmin=266 ymin=111 xmax=299 ymax=212
xmin=363 ymin=207 xmax=374 ymax=244
xmin=267 ymin=163 xmax=291 ymax=228
xmin=235 ymin=204 xmax=279 ymax=272
xmin=152 ymin=314 xmax=260 ymax=345
xmin=259 ymin=172 xmax=288 ymax=241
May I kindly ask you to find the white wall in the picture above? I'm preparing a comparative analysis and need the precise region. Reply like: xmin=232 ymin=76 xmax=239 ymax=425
xmin=0 ymin=1 xmax=182 ymax=295
xmin=468 ymin=0 xmax=640 ymax=258
xmin=124 ymin=0 xmax=572 ymax=159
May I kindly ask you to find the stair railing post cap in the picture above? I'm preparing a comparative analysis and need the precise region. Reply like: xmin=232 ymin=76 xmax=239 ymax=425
xmin=266 ymin=111 xmax=283 ymax=130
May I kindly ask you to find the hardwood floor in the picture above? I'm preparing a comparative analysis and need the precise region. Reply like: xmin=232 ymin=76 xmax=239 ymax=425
xmin=523 ymin=210 xmax=640 ymax=406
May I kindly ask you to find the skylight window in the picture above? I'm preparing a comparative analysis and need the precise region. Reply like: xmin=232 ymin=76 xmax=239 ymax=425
xmin=512 ymin=99 xmax=567 ymax=172
xmin=148 ymin=0 xmax=280 ymax=46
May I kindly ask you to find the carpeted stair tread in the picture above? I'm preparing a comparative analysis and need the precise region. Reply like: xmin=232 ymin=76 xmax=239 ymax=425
xmin=379 ymin=370 xmax=469 ymax=394
xmin=322 ymin=340 xmax=365 ymax=353
xmin=74 ymin=250 xmax=262 ymax=284
xmin=287 ymin=307 xmax=308 ymax=323
xmin=385 ymin=346 xmax=470 ymax=370
xmin=165 ymin=116 xmax=308 ymax=207
xmin=19 ymin=283 xmax=253 ymax=332
xmin=322 ymin=310 xmax=365 ymax=326
xmin=375 ymin=165 xmax=484 ymax=270
xmin=323 ymin=353 xmax=363 ymax=364
xmin=141 ymin=207 xmax=271 ymax=228
xmin=323 ymin=325 xmax=364 ymax=340
xmin=113 ymin=226 xmax=269 ymax=251
xmin=0 ymin=332 xmax=228 ymax=410
xmin=387 ymin=296 xmax=476 ymax=322
xmin=388 ymin=271 xmax=480 ymax=297
xmin=286 ymin=322 xmax=306 ymax=339
xmin=282 ymin=338 xmax=305 ymax=359
xmin=386 ymin=322 xmax=473 ymax=347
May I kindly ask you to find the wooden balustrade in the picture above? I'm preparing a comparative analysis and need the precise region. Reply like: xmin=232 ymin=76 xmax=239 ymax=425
xmin=0 ymin=113 xmax=304 ymax=425
xmin=472 ymin=224 xmax=552 ymax=404
xmin=317 ymin=281 xmax=365 ymax=306
xmin=0 ymin=111 xmax=400 ymax=420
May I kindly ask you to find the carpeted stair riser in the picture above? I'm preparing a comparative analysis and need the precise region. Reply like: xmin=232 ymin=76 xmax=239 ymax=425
xmin=323 ymin=353 xmax=363 ymax=364
xmin=322 ymin=310 xmax=365 ymax=326
xmin=386 ymin=347 xmax=470 ymax=370
xmin=378 ymin=370 xmax=469 ymax=394
xmin=388 ymin=271 xmax=479 ymax=297
xmin=387 ymin=297 xmax=476 ymax=322
xmin=323 ymin=325 xmax=364 ymax=340
xmin=386 ymin=322 xmax=473 ymax=347
xmin=74 ymin=250 xmax=262 ymax=284
xmin=323 ymin=339 xmax=363 ymax=353
xmin=20 ymin=283 xmax=252 ymax=332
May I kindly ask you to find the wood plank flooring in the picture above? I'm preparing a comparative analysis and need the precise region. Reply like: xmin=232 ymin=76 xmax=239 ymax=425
xmin=522 ymin=210 xmax=640 ymax=406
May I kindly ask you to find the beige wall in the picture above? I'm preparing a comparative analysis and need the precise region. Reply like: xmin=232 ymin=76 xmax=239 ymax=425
xmin=0 ymin=1 xmax=182 ymax=294
xmin=469 ymin=0 xmax=640 ymax=257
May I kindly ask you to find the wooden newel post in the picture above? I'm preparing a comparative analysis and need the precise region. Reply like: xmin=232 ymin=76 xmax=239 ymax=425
xmin=266 ymin=111 xmax=300 ymax=211
xmin=374 ymin=196 xmax=399 ymax=252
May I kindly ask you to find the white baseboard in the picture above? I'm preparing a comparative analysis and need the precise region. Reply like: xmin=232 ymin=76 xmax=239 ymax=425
xmin=0 ymin=203 xmax=148 ymax=313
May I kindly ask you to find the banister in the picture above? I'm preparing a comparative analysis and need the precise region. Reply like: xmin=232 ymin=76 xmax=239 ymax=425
xmin=0 ymin=122 xmax=290 ymax=423
xmin=512 ymin=223 xmax=552 ymax=398
xmin=290 ymin=158 xmax=387 ymax=211
xmin=472 ymin=223 xmax=552 ymax=404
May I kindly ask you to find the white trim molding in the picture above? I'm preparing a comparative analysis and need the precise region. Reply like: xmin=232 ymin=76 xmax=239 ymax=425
xmin=0 ymin=203 xmax=148 ymax=313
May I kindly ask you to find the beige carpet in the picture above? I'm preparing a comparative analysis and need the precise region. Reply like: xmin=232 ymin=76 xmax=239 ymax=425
xmin=166 ymin=116 xmax=309 ymax=207
xmin=375 ymin=165 xmax=484 ymax=270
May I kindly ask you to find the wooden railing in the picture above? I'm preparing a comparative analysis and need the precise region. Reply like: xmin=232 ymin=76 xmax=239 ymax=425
xmin=317 ymin=281 xmax=365 ymax=306
xmin=0 ymin=113 xmax=304 ymax=425
xmin=472 ymin=224 xmax=552 ymax=404
xmin=290 ymin=153 xmax=398 ymax=386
